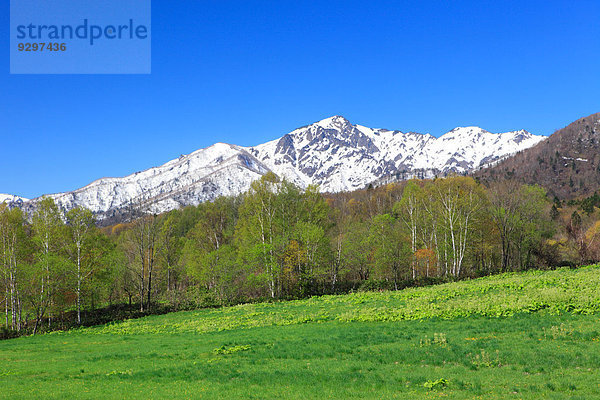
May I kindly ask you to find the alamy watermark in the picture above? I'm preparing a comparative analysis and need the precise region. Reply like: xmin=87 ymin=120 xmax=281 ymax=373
xmin=10 ymin=0 xmax=151 ymax=74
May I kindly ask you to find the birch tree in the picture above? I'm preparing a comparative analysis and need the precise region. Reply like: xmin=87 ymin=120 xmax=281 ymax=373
xmin=66 ymin=207 xmax=94 ymax=324
xmin=434 ymin=177 xmax=486 ymax=277
xmin=158 ymin=212 xmax=182 ymax=293
xmin=31 ymin=197 xmax=63 ymax=334
xmin=183 ymin=197 xmax=238 ymax=300
xmin=236 ymin=172 xmax=281 ymax=298
xmin=0 ymin=205 xmax=25 ymax=331
xmin=394 ymin=181 xmax=422 ymax=278
xmin=130 ymin=213 xmax=160 ymax=311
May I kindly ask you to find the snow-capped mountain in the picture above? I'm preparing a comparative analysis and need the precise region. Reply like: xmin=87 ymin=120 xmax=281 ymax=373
xmin=247 ymin=116 xmax=545 ymax=191
xmin=17 ymin=143 xmax=269 ymax=223
xmin=6 ymin=116 xmax=545 ymax=223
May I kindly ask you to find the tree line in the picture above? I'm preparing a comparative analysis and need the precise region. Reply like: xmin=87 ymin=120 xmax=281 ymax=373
xmin=2 ymin=173 xmax=600 ymax=335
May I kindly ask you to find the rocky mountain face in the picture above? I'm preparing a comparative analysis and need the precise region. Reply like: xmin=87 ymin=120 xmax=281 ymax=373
xmin=2 ymin=116 xmax=545 ymax=223
xmin=476 ymin=112 xmax=600 ymax=199
xmin=248 ymin=116 xmax=544 ymax=192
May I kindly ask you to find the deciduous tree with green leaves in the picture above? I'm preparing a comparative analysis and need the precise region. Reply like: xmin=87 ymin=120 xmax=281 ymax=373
xmin=66 ymin=206 xmax=94 ymax=324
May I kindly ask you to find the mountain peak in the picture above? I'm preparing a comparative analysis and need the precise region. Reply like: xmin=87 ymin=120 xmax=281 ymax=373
xmin=314 ymin=115 xmax=351 ymax=130
xmin=447 ymin=126 xmax=488 ymax=134
xmin=507 ymin=130 xmax=535 ymax=144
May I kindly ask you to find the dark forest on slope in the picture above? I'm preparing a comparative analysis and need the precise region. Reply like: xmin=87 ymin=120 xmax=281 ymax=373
xmin=476 ymin=112 xmax=600 ymax=199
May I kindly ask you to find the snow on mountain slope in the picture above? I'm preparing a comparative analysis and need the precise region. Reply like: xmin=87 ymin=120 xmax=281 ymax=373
xmin=9 ymin=115 xmax=545 ymax=222
xmin=0 ymin=194 xmax=29 ymax=205
xmin=247 ymin=116 xmax=546 ymax=192
xmin=19 ymin=143 xmax=270 ymax=222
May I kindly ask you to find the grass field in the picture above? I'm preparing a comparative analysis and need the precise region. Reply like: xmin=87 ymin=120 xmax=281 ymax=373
xmin=1 ymin=266 xmax=600 ymax=399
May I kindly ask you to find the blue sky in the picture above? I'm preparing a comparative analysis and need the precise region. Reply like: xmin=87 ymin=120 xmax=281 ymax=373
xmin=1 ymin=0 xmax=600 ymax=199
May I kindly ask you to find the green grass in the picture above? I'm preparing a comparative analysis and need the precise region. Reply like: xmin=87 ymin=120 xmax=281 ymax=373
xmin=1 ymin=266 xmax=600 ymax=399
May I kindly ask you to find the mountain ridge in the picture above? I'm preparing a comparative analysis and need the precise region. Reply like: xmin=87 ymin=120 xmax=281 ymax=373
xmin=247 ymin=116 xmax=544 ymax=192
xmin=2 ymin=115 xmax=546 ymax=222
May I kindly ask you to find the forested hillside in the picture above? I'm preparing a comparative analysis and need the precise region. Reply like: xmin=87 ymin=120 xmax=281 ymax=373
xmin=476 ymin=112 xmax=600 ymax=199
xmin=2 ymin=172 xmax=600 ymax=336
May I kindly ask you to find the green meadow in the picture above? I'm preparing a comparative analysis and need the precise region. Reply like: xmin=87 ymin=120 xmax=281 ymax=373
xmin=2 ymin=266 xmax=600 ymax=399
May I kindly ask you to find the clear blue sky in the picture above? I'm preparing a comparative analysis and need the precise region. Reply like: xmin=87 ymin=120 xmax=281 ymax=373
xmin=1 ymin=0 xmax=599 ymax=199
